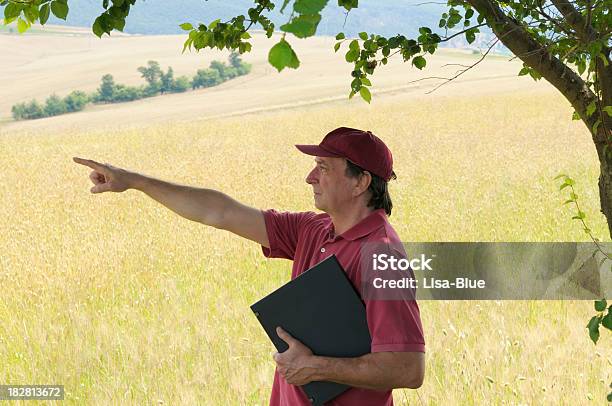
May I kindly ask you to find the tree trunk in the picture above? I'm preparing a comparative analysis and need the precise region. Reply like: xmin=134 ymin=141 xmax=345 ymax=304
xmin=595 ymin=54 xmax=612 ymax=238
xmin=468 ymin=0 xmax=612 ymax=239
xmin=598 ymin=144 xmax=612 ymax=237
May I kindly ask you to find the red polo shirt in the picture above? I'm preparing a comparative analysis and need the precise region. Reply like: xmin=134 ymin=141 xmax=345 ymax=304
xmin=261 ymin=208 xmax=425 ymax=406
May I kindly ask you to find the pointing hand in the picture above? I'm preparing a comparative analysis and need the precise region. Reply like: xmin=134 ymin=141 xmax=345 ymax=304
xmin=73 ymin=157 xmax=132 ymax=194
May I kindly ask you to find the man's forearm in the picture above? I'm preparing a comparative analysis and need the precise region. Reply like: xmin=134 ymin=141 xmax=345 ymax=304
xmin=307 ymin=352 xmax=423 ymax=391
xmin=127 ymin=172 xmax=229 ymax=227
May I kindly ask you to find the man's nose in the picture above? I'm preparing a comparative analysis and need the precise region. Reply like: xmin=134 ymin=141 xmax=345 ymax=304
xmin=305 ymin=167 xmax=318 ymax=184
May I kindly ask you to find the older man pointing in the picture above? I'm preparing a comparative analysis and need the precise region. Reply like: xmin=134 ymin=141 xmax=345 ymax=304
xmin=74 ymin=126 xmax=425 ymax=406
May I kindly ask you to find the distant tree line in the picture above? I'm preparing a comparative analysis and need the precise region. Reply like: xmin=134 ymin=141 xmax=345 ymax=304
xmin=11 ymin=53 xmax=251 ymax=121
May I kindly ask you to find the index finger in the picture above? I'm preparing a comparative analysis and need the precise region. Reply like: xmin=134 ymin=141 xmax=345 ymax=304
xmin=73 ymin=157 xmax=105 ymax=171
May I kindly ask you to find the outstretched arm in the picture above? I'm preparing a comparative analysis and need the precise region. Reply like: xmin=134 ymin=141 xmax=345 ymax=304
xmin=73 ymin=157 xmax=269 ymax=247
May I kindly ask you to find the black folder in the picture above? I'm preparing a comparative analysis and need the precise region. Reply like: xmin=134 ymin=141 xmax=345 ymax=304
xmin=250 ymin=254 xmax=372 ymax=405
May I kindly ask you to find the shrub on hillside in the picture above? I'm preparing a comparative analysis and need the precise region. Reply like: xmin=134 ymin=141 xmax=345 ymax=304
xmin=11 ymin=57 xmax=251 ymax=121
xmin=11 ymin=99 xmax=46 ymax=120
xmin=192 ymin=68 xmax=222 ymax=89
xmin=172 ymin=76 xmax=190 ymax=93
xmin=11 ymin=102 xmax=27 ymax=120
xmin=94 ymin=74 xmax=118 ymax=103
xmin=230 ymin=52 xmax=252 ymax=75
xmin=138 ymin=60 xmax=163 ymax=96
xmin=112 ymin=85 xmax=145 ymax=102
xmin=44 ymin=94 xmax=68 ymax=117
xmin=63 ymin=90 xmax=90 ymax=112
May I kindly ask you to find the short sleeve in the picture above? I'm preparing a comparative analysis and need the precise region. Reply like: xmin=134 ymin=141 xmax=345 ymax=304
xmin=360 ymin=237 xmax=426 ymax=353
xmin=366 ymin=299 xmax=425 ymax=353
xmin=260 ymin=209 xmax=317 ymax=260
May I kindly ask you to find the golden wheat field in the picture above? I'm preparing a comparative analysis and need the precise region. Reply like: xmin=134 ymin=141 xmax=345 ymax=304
xmin=1 ymin=27 xmax=611 ymax=406
xmin=1 ymin=90 xmax=611 ymax=405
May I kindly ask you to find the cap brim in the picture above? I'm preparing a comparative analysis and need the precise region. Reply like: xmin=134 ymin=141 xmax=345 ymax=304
xmin=295 ymin=144 xmax=342 ymax=157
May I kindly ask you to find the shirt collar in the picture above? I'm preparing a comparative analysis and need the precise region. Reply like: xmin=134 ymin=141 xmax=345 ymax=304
xmin=325 ymin=208 xmax=388 ymax=241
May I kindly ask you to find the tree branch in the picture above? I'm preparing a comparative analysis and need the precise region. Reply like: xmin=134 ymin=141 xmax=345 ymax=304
xmin=536 ymin=1 xmax=576 ymax=38
xmin=438 ymin=23 xmax=487 ymax=43
xmin=550 ymin=0 xmax=599 ymax=42
xmin=467 ymin=0 xmax=599 ymax=139
xmin=424 ymin=38 xmax=499 ymax=94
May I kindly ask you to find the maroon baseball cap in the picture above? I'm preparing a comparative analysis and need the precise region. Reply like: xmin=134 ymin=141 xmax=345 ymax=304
xmin=295 ymin=127 xmax=394 ymax=181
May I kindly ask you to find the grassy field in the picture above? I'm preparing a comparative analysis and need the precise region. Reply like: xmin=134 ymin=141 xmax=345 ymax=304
xmin=0 ymin=85 xmax=610 ymax=405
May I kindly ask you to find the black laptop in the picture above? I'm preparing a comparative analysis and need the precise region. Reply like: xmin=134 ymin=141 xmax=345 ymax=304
xmin=250 ymin=254 xmax=372 ymax=405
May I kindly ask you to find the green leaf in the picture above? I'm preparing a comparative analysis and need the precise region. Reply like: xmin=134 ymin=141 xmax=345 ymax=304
xmin=335 ymin=32 xmax=345 ymax=40
xmin=182 ymin=37 xmax=193 ymax=53
xmin=3 ymin=3 xmax=21 ymax=20
xmin=179 ymin=23 xmax=193 ymax=31
xmin=338 ymin=0 xmax=358 ymax=11
xmin=571 ymin=110 xmax=580 ymax=120
xmin=40 ymin=4 xmax=51 ymax=25
xmin=586 ymin=101 xmax=596 ymax=117
xmin=359 ymin=86 xmax=371 ymax=103
xmin=465 ymin=29 xmax=476 ymax=44
xmin=563 ymin=199 xmax=574 ymax=205
xmin=241 ymin=32 xmax=251 ymax=39
xmin=359 ymin=31 xmax=368 ymax=40
xmin=587 ymin=315 xmax=601 ymax=344
xmin=595 ymin=299 xmax=607 ymax=312
xmin=361 ymin=77 xmax=371 ymax=86
xmin=571 ymin=211 xmax=586 ymax=220
xmin=268 ymin=38 xmax=300 ymax=72
xmin=592 ymin=119 xmax=601 ymax=133
xmin=412 ymin=55 xmax=426 ymax=70
xmin=208 ymin=19 xmax=220 ymax=30
xmin=24 ymin=6 xmax=39 ymax=23
xmin=280 ymin=13 xmax=321 ymax=38
xmin=438 ymin=18 xmax=446 ymax=28
xmin=114 ymin=18 xmax=125 ymax=32
xmin=51 ymin=0 xmax=69 ymax=20
xmin=280 ymin=0 xmax=291 ymax=13
xmin=559 ymin=178 xmax=574 ymax=190
xmin=602 ymin=312 xmax=612 ymax=330
xmin=294 ymin=0 xmax=329 ymax=14
xmin=92 ymin=17 xmax=104 ymax=37
xmin=345 ymin=48 xmax=359 ymax=63
xmin=334 ymin=42 xmax=341 ymax=52
xmin=553 ymin=173 xmax=567 ymax=180
xmin=603 ymin=106 xmax=612 ymax=116
xmin=16 ymin=17 xmax=28 ymax=34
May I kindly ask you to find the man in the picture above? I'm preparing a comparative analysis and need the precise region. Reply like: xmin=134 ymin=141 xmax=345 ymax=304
xmin=73 ymin=126 xmax=425 ymax=405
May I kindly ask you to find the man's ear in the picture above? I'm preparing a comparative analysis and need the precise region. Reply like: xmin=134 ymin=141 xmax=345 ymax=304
xmin=353 ymin=171 xmax=372 ymax=196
